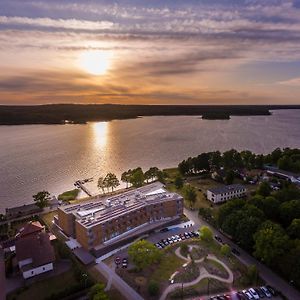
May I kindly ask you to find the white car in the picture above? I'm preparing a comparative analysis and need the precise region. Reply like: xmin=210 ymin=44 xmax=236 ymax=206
xmin=243 ymin=290 xmax=254 ymax=300
xmin=249 ymin=288 xmax=260 ymax=300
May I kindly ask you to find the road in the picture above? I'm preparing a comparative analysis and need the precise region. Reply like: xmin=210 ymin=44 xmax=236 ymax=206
xmin=184 ymin=208 xmax=300 ymax=300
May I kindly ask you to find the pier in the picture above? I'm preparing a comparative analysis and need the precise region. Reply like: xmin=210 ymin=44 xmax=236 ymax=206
xmin=74 ymin=179 xmax=93 ymax=197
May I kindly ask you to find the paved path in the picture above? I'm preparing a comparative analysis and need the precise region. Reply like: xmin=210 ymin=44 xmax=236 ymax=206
xmin=160 ymin=246 xmax=233 ymax=300
xmin=94 ymin=261 xmax=144 ymax=300
xmin=184 ymin=208 xmax=300 ymax=300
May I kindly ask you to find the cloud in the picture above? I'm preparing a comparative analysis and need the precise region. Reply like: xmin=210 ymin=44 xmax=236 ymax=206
xmin=279 ymin=77 xmax=300 ymax=86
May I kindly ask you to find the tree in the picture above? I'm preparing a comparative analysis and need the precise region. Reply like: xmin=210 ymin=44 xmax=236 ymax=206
xmin=279 ymin=200 xmax=300 ymax=227
xmin=183 ymin=185 xmax=197 ymax=209
xmin=129 ymin=168 xmax=145 ymax=187
xmin=256 ymin=182 xmax=271 ymax=197
xmin=220 ymin=244 xmax=231 ymax=256
xmin=253 ymin=221 xmax=289 ymax=266
xmin=103 ymin=172 xmax=120 ymax=192
xmin=148 ymin=280 xmax=159 ymax=296
xmin=261 ymin=196 xmax=280 ymax=220
xmin=157 ymin=170 xmax=167 ymax=184
xmin=88 ymin=283 xmax=109 ymax=300
xmin=33 ymin=191 xmax=50 ymax=208
xmin=121 ymin=170 xmax=130 ymax=188
xmin=144 ymin=169 xmax=152 ymax=183
xmin=174 ymin=175 xmax=184 ymax=189
xmin=97 ymin=177 xmax=106 ymax=194
xmin=128 ymin=240 xmax=162 ymax=270
xmin=225 ymin=170 xmax=235 ymax=185
xmin=199 ymin=226 xmax=213 ymax=242
xmin=287 ymin=219 xmax=300 ymax=239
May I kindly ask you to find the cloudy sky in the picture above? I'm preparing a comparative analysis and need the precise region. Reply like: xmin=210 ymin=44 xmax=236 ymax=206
xmin=0 ymin=0 xmax=300 ymax=105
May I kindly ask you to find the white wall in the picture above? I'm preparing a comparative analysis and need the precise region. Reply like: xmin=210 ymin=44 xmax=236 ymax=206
xmin=18 ymin=258 xmax=32 ymax=268
xmin=22 ymin=263 xmax=53 ymax=279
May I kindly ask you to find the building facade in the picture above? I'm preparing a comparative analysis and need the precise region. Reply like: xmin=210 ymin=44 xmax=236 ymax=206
xmin=57 ymin=182 xmax=183 ymax=251
xmin=207 ymin=184 xmax=247 ymax=203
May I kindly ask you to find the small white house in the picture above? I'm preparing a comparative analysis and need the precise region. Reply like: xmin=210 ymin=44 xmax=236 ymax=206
xmin=207 ymin=184 xmax=247 ymax=204
xmin=15 ymin=222 xmax=55 ymax=279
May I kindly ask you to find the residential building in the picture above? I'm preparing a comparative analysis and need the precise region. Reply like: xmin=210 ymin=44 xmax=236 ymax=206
xmin=56 ymin=182 xmax=183 ymax=254
xmin=15 ymin=221 xmax=55 ymax=279
xmin=207 ymin=184 xmax=247 ymax=203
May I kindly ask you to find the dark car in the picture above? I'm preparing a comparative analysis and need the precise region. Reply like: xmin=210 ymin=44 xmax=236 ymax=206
xmin=214 ymin=235 xmax=223 ymax=243
xmin=255 ymin=288 xmax=265 ymax=298
xmin=266 ymin=285 xmax=277 ymax=296
xmin=237 ymin=291 xmax=247 ymax=300
xmin=232 ymin=248 xmax=240 ymax=256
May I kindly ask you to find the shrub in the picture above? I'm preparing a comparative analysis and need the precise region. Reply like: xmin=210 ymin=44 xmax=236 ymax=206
xmin=148 ymin=280 xmax=159 ymax=296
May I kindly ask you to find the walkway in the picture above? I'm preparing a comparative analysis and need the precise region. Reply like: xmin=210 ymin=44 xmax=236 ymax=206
xmin=94 ymin=261 xmax=144 ymax=300
xmin=160 ymin=246 xmax=233 ymax=300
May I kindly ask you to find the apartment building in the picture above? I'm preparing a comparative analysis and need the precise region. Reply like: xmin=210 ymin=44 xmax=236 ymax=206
xmin=56 ymin=182 xmax=183 ymax=252
xmin=207 ymin=184 xmax=247 ymax=203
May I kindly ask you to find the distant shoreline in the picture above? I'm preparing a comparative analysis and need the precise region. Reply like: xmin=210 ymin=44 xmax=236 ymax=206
xmin=0 ymin=104 xmax=299 ymax=125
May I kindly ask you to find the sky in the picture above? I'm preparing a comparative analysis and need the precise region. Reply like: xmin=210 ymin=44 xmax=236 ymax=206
xmin=0 ymin=0 xmax=300 ymax=105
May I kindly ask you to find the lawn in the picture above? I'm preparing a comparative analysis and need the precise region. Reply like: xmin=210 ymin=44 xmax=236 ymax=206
xmin=58 ymin=189 xmax=80 ymax=201
xmin=7 ymin=270 xmax=79 ymax=300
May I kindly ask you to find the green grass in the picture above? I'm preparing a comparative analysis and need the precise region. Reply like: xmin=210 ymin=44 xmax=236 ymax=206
xmin=150 ymin=251 xmax=185 ymax=282
xmin=58 ymin=189 xmax=80 ymax=201
xmin=7 ymin=270 xmax=79 ymax=300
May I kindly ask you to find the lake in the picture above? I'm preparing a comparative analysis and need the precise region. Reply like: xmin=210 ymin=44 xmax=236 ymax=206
xmin=1 ymin=109 xmax=300 ymax=213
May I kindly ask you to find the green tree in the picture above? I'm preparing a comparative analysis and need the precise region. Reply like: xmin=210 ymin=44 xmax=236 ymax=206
xmin=129 ymin=168 xmax=145 ymax=187
xmin=97 ymin=177 xmax=106 ymax=194
xmin=279 ymin=200 xmax=300 ymax=227
xmin=33 ymin=191 xmax=50 ymax=208
xmin=174 ymin=175 xmax=184 ymax=189
xmin=199 ymin=226 xmax=213 ymax=242
xmin=144 ymin=169 xmax=152 ymax=183
xmin=253 ymin=221 xmax=289 ymax=266
xmin=183 ymin=185 xmax=197 ymax=209
xmin=261 ymin=196 xmax=280 ymax=220
xmin=103 ymin=172 xmax=120 ymax=192
xmin=157 ymin=170 xmax=167 ymax=184
xmin=121 ymin=170 xmax=131 ymax=188
xmin=225 ymin=170 xmax=235 ymax=185
xmin=88 ymin=283 xmax=109 ymax=300
xmin=128 ymin=240 xmax=162 ymax=270
xmin=256 ymin=182 xmax=271 ymax=197
xmin=287 ymin=219 xmax=300 ymax=239
xmin=217 ymin=198 xmax=245 ymax=227
xmin=148 ymin=280 xmax=160 ymax=296
xmin=220 ymin=244 xmax=231 ymax=256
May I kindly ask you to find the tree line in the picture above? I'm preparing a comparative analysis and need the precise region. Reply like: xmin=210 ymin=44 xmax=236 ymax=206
xmin=178 ymin=148 xmax=300 ymax=175
xmin=214 ymin=181 xmax=300 ymax=289
xmin=97 ymin=167 xmax=167 ymax=194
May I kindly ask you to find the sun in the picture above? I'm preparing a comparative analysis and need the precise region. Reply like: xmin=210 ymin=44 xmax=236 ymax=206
xmin=79 ymin=50 xmax=112 ymax=75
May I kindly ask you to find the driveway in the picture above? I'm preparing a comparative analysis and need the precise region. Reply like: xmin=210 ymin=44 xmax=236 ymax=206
xmin=184 ymin=208 xmax=300 ymax=300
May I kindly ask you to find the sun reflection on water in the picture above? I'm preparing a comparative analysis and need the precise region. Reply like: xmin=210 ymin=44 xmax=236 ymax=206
xmin=93 ymin=122 xmax=108 ymax=148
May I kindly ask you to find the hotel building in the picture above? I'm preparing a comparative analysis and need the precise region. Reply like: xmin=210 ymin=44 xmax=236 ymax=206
xmin=56 ymin=182 xmax=183 ymax=255
xmin=207 ymin=184 xmax=247 ymax=204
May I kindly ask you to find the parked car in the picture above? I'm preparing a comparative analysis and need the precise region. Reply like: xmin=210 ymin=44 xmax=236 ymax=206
xmin=237 ymin=291 xmax=247 ymax=300
xmin=193 ymin=230 xmax=200 ymax=237
xmin=266 ymin=285 xmax=277 ymax=296
xmin=260 ymin=286 xmax=272 ymax=298
xmin=243 ymin=290 xmax=254 ymax=300
xmin=214 ymin=235 xmax=223 ymax=243
xmin=248 ymin=288 xmax=260 ymax=300
xmin=232 ymin=248 xmax=240 ymax=256
xmin=122 ymin=258 xmax=128 ymax=268
xmin=254 ymin=288 xmax=265 ymax=298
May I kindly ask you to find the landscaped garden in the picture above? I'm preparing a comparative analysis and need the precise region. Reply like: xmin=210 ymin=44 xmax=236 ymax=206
xmin=115 ymin=228 xmax=260 ymax=300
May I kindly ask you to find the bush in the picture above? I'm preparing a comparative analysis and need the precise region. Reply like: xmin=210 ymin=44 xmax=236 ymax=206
xmin=180 ymin=244 xmax=189 ymax=257
xmin=148 ymin=280 xmax=159 ymax=296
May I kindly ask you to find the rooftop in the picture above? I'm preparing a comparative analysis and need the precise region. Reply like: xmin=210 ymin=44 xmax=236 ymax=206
xmin=16 ymin=231 xmax=55 ymax=268
xmin=208 ymin=184 xmax=246 ymax=195
xmin=60 ymin=182 xmax=183 ymax=228
xmin=15 ymin=221 xmax=44 ymax=238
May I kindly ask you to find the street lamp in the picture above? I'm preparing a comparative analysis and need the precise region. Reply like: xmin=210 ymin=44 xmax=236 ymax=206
xmin=82 ymin=273 xmax=88 ymax=288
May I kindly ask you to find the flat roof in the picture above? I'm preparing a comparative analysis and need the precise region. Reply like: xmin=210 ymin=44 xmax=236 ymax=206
xmin=59 ymin=182 xmax=183 ymax=228
xmin=208 ymin=184 xmax=246 ymax=195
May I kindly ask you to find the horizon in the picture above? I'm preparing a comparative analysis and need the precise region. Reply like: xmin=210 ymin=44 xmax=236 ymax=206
xmin=1 ymin=1 xmax=300 ymax=105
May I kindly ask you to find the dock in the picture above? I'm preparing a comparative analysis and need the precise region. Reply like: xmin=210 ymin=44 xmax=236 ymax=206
xmin=74 ymin=179 xmax=93 ymax=197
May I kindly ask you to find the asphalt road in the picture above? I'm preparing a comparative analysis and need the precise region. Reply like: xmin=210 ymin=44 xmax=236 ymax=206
xmin=183 ymin=208 xmax=300 ymax=300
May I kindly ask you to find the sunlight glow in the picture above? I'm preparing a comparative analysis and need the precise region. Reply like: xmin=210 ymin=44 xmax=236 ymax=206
xmin=79 ymin=51 xmax=112 ymax=75
xmin=93 ymin=122 xmax=108 ymax=148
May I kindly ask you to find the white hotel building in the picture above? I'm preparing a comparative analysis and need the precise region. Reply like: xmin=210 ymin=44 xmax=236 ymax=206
xmin=207 ymin=184 xmax=247 ymax=204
